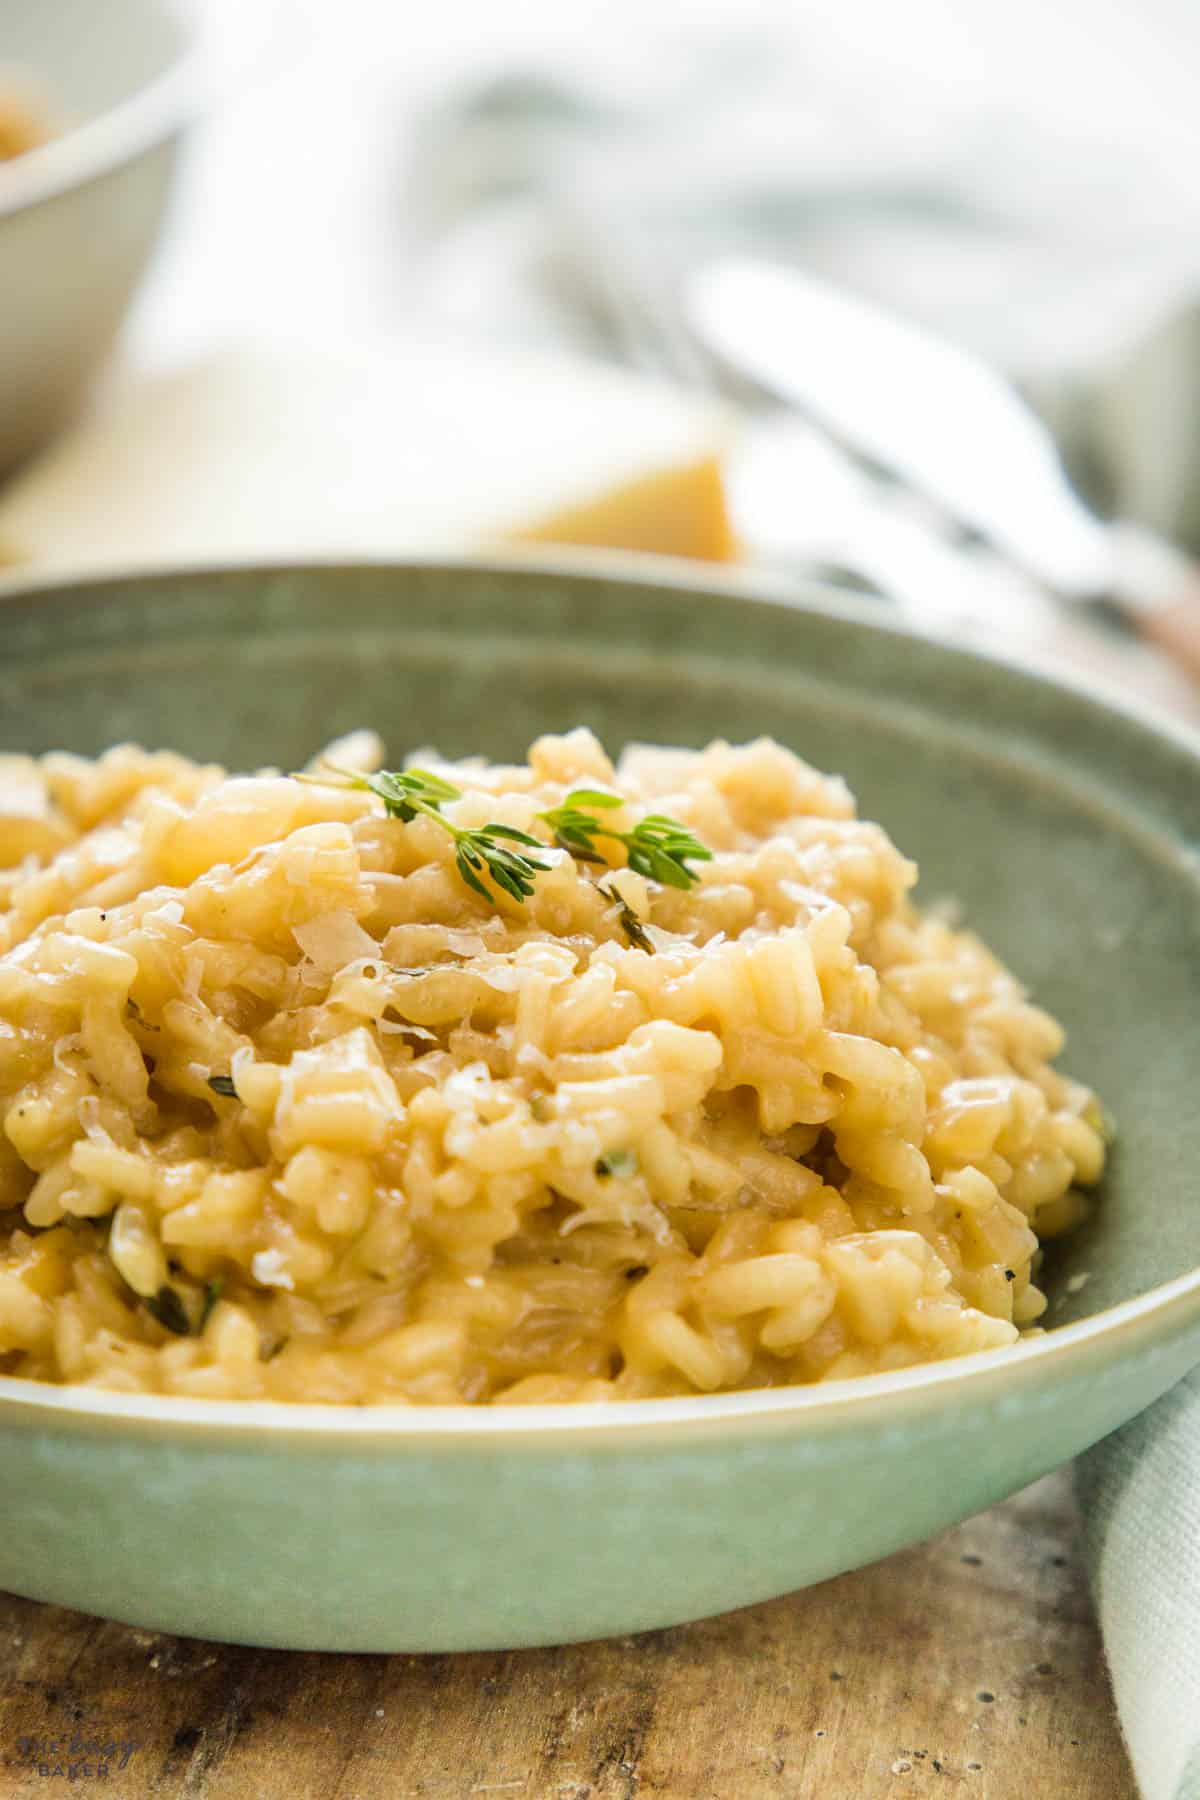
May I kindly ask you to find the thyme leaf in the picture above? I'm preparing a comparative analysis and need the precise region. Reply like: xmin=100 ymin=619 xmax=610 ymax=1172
xmin=144 ymin=1284 xmax=191 ymax=1336
xmin=597 ymin=881 xmax=654 ymax=954
xmin=539 ymin=792 xmax=712 ymax=890
xmin=621 ymin=814 xmax=714 ymax=889
xmin=538 ymin=789 xmax=622 ymax=862
xmin=299 ymin=766 xmax=551 ymax=907
xmin=595 ymin=1149 xmax=639 ymax=1179
xmin=199 ymin=1276 xmax=225 ymax=1330
xmin=352 ymin=765 xmax=462 ymax=821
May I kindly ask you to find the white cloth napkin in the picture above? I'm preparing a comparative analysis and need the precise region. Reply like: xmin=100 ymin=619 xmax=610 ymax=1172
xmin=1077 ymin=1372 xmax=1200 ymax=1800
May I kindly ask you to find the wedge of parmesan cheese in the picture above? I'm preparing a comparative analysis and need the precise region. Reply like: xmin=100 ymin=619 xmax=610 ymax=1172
xmin=0 ymin=339 xmax=734 ymax=575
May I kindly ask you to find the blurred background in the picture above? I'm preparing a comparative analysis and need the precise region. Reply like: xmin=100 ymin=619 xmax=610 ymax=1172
xmin=152 ymin=0 xmax=1200 ymax=522
xmin=6 ymin=0 xmax=1200 ymax=706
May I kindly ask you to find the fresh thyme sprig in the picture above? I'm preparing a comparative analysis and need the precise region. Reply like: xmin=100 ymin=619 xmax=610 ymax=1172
xmin=597 ymin=880 xmax=654 ymax=953
xmin=298 ymin=766 xmax=551 ymax=905
xmin=539 ymin=791 xmax=712 ymax=890
xmin=143 ymin=1284 xmax=191 ymax=1336
xmin=536 ymin=788 xmax=622 ymax=862
xmin=295 ymin=766 xmax=713 ymax=920
xmin=341 ymin=767 xmax=461 ymax=822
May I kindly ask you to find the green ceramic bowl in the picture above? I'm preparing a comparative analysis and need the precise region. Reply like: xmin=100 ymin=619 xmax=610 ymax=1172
xmin=2 ymin=557 xmax=1200 ymax=1652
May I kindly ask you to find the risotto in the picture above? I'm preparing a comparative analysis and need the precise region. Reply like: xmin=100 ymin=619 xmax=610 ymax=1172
xmin=0 ymin=731 xmax=1105 ymax=1405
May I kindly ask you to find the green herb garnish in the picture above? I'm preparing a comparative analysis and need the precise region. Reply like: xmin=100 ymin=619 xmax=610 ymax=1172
xmin=597 ymin=881 xmax=654 ymax=954
xmin=144 ymin=1284 xmax=191 ymax=1336
xmin=300 ymin=766 xmax=551 ymax=906
xmin=622 ymin=815 xmax=713 ymax=887
xmin=539 ymin=791 xmax=712 ymax=890
xmin=595 ymin=1150 xmax=639 ymax=1179
xmin=453 ymin=825 xmax=550 ymax=905
xmin=207 ymin=1074 xmax=237 ymax=1098
xmin=345 ymin=766 xmax=461 ymax=820
xmin=296 ymin=766 xmax=712 ymax=908
xmin=199 ymin=1276 xmax=225 ymax=1330
xmin=536 ymin=788 xmax=623 ymax=861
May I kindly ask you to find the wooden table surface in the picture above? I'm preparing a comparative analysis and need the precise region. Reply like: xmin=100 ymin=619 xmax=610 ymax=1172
xmin=0 ymin=1468 xmax=1133 ymax=1800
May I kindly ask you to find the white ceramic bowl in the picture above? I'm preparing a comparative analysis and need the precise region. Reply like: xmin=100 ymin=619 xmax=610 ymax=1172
xmin=0 ymin=0 xmax=202 ymax=477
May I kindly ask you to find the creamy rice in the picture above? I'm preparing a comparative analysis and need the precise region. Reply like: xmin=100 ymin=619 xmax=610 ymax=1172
xmin=0 ymin=731 xmax=1105 ymax=1404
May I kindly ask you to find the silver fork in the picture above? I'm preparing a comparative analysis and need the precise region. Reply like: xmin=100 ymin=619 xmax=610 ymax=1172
xmin=550 ymin=206 xmax=1061 ymax=637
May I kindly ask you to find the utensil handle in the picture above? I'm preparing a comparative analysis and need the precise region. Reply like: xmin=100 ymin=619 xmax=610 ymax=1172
xmin=1138 ymin=593 xmax=1200 ymax=685
xmin=1110 ymin=523 xmax=1200 ymax=686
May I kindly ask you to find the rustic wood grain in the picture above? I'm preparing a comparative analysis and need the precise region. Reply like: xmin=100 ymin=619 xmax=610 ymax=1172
xmin=0 ymin=1469 xmax=1132 ymax=1800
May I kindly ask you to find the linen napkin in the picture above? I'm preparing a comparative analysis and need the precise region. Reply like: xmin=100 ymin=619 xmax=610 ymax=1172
xmin=1077 ymin=1372 xmax=1200 ymax=1800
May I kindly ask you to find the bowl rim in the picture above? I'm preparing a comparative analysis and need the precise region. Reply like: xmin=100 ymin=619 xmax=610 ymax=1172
xmin=1 ymin=549 xmax=1199 ymax=1445
xmin=5 ymin=542 xmax=1200 ymax=776
xmin=3 ymin=1265 xmax=1200 ymax=1442
xmin=0 ymin=0 xmax=207 ymax=221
